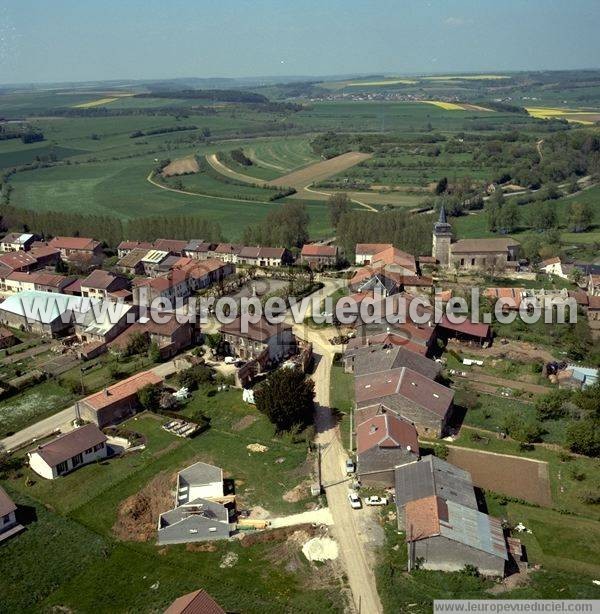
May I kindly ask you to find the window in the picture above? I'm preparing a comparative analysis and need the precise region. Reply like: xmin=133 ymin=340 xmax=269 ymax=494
xmin=56 ymin=460 xmax=69 ymax=474
xmin=471 ymin=258 xmax=475 ymax=266
xmin=93 ymin=443 xmax=104 ymax=452
xmin=460 ymin=258 xmax=465 ymax=266
xmin=71 ymin=453 xmax=83 ymax=467
xmin=84 ymin=447 xmax=93 ymax=455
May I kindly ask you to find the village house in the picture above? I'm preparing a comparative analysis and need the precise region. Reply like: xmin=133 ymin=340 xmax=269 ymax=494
xmin=164 ymin=589 xmax=225 ymax=614
xmin=589 ymin=274 xmax=600 ymax=296
xmin=432 ymin=207 xmax=520 ymax=272
xmin=28 ymin=424 xmax=108 ymax=479
xmin=350 ymin=247 xmax=420 ymax=296
xmin=116 ymin=248 xmax=149 ymax=276
xmin=0 ymin=250 xmax=38 ymax=275
xmin=158 ymin=462 xmax=234 ymax=545
xmin=110 ymin=315 xmax=199 ymax=359
xmin=29 ymin=244 xmax=62 ymax=268
xmin=153 ymin=239 xmax=188 ymax=255
xmin=355 ymin=243 xmax=393 ymax=265
xmin=183 ymin=240 xmax=218 ymax=260
xmin=212 ymin=243 xmax=243 ymax=263
xmin=116 ymin=240 xmax=153 ymax=258
xmin=0 ymin=486 xmax=24 ymax=543
xmin=80 ymin=269 xmax=130 ymax=301
xmin=539 ymin=256 xmax=569 ymax=279
xmin=356 ymin=407 xmax=419 ymax=486
xmin=48 ymin=236 xmax=104 ymax=265
xmin=0 ymin=271 xmax=73 ymax=295
xmin=78 ymin=370 xmax=163 ymax=427
xmin=355 ymin=367 xmax=454 ymax=438
xmin=133 ymin=270 xmax=190 ymax=305
xmin=405 ymin=495 xmax=507 ymax=577
xmin=300 ymin=244 xmax=339 ymax=269
xmin=220 ymin=316 xmax=296 ymax=362
xmin=237 ymin=246 xmax=292 ymax=268
xmin=0 ymin=232 xmax=35 ymax=252
xmin=171 ymin=257 xmax=235 ymax=292
xmin=74 ymin=300 xmax=132 ymax=344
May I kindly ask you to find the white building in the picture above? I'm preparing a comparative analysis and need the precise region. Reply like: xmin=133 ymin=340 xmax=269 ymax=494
xmin=540 ymin=257 xmax=568 ymax=279
xmin=0 ymin=486 xmax=24 ymax=542
xmin=28 ymin=424 xmax=108 ymax=479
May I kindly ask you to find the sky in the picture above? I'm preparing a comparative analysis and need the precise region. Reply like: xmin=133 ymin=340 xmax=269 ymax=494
xmin=1 ymin=0 xmax=599 ymax=84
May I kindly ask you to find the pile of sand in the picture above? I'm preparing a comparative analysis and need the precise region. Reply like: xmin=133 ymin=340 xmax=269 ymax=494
xmin=247 ymin=443 xmax=268 ymax=453
xmin=302 ymin=537 xmax=339 ymax=562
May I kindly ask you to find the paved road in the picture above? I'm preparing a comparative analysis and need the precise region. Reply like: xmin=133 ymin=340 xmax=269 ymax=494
xmin=310 ymin=343 xmax=382 ymax=614
xmin=0 ymin=356 xmax=190 ymax=453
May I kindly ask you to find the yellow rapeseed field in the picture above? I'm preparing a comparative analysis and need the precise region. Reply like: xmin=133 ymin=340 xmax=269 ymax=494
xmin=421 ymin=100 xmax=465 ymax=110
xmin=423 ymin=75 xmax=510 ymax=80
xmin=526 ymin=107 xmax=596 ymax=125
xmin=346 ymin=78 xmax=417 ymax=86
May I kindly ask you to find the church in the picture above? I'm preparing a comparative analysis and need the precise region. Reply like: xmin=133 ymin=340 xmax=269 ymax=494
xmin=432 ymin=206 xmax=520 ymax=272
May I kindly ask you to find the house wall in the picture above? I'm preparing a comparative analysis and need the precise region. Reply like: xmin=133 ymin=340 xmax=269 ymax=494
xmin=450 ymin=252 xmax=509 ymax=271
xmin=80 ymin=398 xmax=139 ymax=428
xmin=411 ymin=534 xmax=505 ymax=577
xmin=29 ymin=443 xmax=108 ymax=480
xmin=0 ymin=310 xmax=69 ymax=337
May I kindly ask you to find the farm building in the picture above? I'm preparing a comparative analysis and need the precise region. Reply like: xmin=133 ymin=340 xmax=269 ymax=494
xmin=29 ymin=244 xmax=62 ymax=268
xmin=347 ymin=326 xmax=433 ymax=357
xmin=212 ymin=243 xmax=243 ymax=263
xmin=300 ymin=244 xmax=338 ymax=268
xmin=164 ymin=589 xmax=225 ymax=614
xmin=0 ymin=486 xmax=24 ymax=543
xmin=0 ymin=251 xmax=38 ymax=275
xmin=356 ymin=409 xmax=419 ymax=486
xmin=394 ymin=455 xmax=478 ymax=522
xmin=237 ymin=246 xmax=293 ymax=268
xmin=405 ymin=495 xmax=507 ymax=577
xmin=343 ymin=343 xmax=441 ymax=380
xmin=437 ymin=315 xmax=492 ymax=347
xmin=140 ymin=249 xmax=170 ymax=276
xmin=78 ymin=370 xmax=163 ymax=427
xmin=157 ymin=462 xmax=234 ymax=545
xmin=0 ymin=290 xmax=94 ymax=336
xmin=220 ymin=316 xmax=296 ymax=362
xmin=28 ymin=424 xmax=108 ymax=480
xmin=116 ymin=248 xmax=149 ymax=276
xmin=355 ymin=367 xmax=454 ymax=438
xmin=80 ymin=269 xmax=130 ymax=301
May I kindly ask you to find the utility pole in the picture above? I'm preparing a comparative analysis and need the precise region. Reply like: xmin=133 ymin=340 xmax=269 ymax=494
xmin=317 ymin=442 xmax=322 ymax=493
xmin=349 ymin=408 xmax=353 ymax=452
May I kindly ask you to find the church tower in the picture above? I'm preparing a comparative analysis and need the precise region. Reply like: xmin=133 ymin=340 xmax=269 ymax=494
xmin=432 ymin=205 xmax=452 ymax=267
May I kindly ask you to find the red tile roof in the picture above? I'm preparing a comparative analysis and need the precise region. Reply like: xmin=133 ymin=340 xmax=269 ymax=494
xmin=220 ymin=316 xmax=291 ymax=342
xmin=48 ymin=236 xmax=100 ymax=251
xmin=356 ymin=412 xmax=418 ymax=455
xmin=238 ymin=246 xmax=286 ymax=259
xmin=153 ymin=239 xmax=187 ymax=253
xmin=405 ymin=495 xmax=447 ymax=540
xmin=30 ymin=424 xmax=107 ymax=468
xmin=438 ymin=315 xmax=491 ymax=339
xmin=118 ymin=240 xmax=153 ymax=251
xmin=164 ymin=589 xmax=225 ymax=614
xmin=301 ymin=244 xmax=337 ymax=257
xmin=356 ymin=243 xmax=393 ymax=255
xmin=82 ymin=370 xmax=163 ymax=411
xmin=588 ymin=295 xmax=600 ymax=310
xmin=81 ymin=269 xmax=128 ymax=290
xmin=371 ymin=246 xmax=417 ymax=272
xmin=6 ymin=271 xmax=69 ymax=288
xmin=214 ymin=243 xmax=243 ymax=255
xmin=0 ymin=251 xmax=37 ymax=271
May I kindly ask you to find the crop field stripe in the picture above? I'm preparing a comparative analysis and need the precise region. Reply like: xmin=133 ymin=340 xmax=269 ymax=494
xmin=73 ymin=97 xmax=119 ymax=108
xmin=205 ymin=154 xmax=263 ymax=184
xmin=146 ymin=171 xmax=275 ymax=205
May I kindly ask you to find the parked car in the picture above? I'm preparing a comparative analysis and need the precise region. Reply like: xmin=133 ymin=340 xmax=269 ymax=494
xmin=347 ymin=491 xmax=361 ymax=509
xmin=345 ymin=458 xmax=356 ymax=474
xmin=364 ymin=496 xmax=388 ymax=506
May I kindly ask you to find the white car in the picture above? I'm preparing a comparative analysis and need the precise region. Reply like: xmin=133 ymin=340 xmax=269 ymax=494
xmin=345 ymin=459 xmax=356 ymax=474
xmin=347 ymin=491 xmax=361 ymax=509
xmin=364 ymin=496 xmax=388 ymax=506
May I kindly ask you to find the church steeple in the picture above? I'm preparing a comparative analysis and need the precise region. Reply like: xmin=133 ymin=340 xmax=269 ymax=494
xmin=432 ymin=204 xmax=452 ymax=266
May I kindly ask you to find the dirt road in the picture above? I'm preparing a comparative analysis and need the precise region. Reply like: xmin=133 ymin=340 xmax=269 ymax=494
xmin=459 ymin=370 xmax=551 ymax=395
xmin=311 ymin=343 xmax=382 ymax=614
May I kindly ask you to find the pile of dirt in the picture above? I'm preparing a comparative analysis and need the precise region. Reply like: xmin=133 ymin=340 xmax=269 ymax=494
xmin=113 ymin=471 xmax=175 ymax=542
xmin=302 ymin=537 xmax=339 ymax=562
xmin=247 ymin=443 xmax=268 ymax=453
xmin=186 ymin=542 xmax=218 ymax=553
xmin=283 ymin=480 xmax=311 ymax=503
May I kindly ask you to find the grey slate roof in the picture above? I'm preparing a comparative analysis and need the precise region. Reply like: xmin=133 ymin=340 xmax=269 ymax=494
xmin=394 ymin=455 xmax=477 ymax=510
xmin=179 ymin=462 xmax=223 ymax=487
xmin=351 ymin=345 xmax=441 ymax=380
